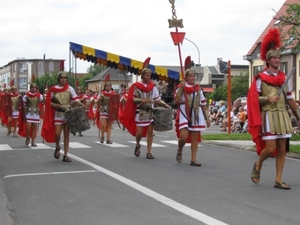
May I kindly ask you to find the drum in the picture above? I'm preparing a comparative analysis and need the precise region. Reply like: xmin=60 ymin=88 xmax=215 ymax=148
xmin=65 ymin=107 xmax=90 ymax=133
xmin=153 ymin=107 xmax=173 ymax=131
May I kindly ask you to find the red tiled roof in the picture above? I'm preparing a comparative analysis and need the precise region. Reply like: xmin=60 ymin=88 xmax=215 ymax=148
xmin=246 ymin=0 xmax=299 ymax=56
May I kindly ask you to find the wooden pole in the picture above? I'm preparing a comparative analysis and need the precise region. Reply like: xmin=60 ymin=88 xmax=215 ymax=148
xmin=227 ymin=60 xmax=231 ymax=134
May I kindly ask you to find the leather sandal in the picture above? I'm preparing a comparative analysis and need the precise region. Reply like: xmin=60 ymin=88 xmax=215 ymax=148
xmin=54 ymin=146 xmax=61 ymax=159
xmin=134 ymin=145 xmax=141 ymax=157
xmin=25 ymin=137 xmax=30 ymax=146
xmin=176 ymin=150 xmax=182 ymax=163
xmin=62 ymin=155 xmax=72 ymax=162
xmin=251 ymin=162 xmax=260 ymax=184
xmin=106 ymin=140 xmax=113 ymax=144
xmin=31 ymin=143 xmax=37 ymax=147
xmin=190 ymin=160 xmax=201 ymax=167
xmin=100 ymin=137 xmax=104 ymax=144
xmin=274 ymin=181 xmax=290 ymax=190
xmin=146 ymin=153 xmax=155 ymax=159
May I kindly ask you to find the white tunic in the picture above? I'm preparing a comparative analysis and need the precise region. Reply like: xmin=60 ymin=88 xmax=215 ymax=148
xmin=134 ymin=82 xmax=160 ymax=127
xmin=22 ymin=92 xmax=44 ymax=124
xmin=176 ymin=84 xmax=207 ymax=131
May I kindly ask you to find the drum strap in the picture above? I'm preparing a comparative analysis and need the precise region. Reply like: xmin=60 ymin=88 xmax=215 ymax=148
xmin=188 ymin=86 xmax=196 ymax=127
xmin=179 ymin=86 xmax=195 ymax=127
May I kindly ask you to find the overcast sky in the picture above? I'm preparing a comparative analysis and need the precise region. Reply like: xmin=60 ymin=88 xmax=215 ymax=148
xmin=0 ymin=0 xmax=285 ymax=73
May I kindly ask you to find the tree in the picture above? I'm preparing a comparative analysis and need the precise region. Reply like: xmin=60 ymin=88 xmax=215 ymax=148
xmin=87 ymin=64 xmax=106 ymax=77
xmin=207 ymin=72 xmax=249 ymax=102
xmin=274 ymin=0 xmax=300 ymax=52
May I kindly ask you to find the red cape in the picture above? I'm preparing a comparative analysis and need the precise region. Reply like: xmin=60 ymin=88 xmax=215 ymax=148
xmin=123 ymin=82 xmax=155 ymax=137
xmin=247 ymin=71 xmax=285 ymax=156
xmin=41 ymin=84 xmax=69 ymax=142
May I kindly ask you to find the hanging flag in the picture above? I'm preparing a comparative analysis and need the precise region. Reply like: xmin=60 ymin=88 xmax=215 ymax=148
xmin=60 ymin=60 xmax=65 ymax=71
xmin=10 ymin=79 xmax=14 ymax=87
xmin=104 ymin=74 xmax=110 ymax=82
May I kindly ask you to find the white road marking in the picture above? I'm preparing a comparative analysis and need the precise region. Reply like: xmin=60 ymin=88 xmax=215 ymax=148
xmin=128 ymin=141 xmax=166 ymax=147
xmin=94 ymin=141 xmax=129 ymax=147
xmin=0 ymin=144 xmax=13 ymax=151
xmin=68 ymin=153 xmax=228 ymax=225
xmin=3 ymin=170 xmax=98 ymax=179
xmin=67 ymin=142 xmax=92 ymax=149
xmin=162 ymin=140 xmax=202 ymax=147
xmin=29 ymin=143 xmax=52 ymax=149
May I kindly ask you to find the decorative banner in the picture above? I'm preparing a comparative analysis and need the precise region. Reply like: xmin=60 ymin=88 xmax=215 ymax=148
xmin=69 ymin=42 xmax=180 ymax=81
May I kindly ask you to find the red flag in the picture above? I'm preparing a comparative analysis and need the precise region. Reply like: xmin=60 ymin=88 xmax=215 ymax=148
xmin=60 ymin=60 xmax=65 ymax=71
xmin=104 ymin=74 xmax=110 ymax=82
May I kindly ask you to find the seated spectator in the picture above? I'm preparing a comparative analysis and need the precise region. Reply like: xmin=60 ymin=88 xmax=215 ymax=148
xmin=221 ymin=108 xmax=234 ymax=132
xmin=231 ymin=107 xmax=247 ymax=131
xmin=213 ymin=101 xmax=226 ymax=125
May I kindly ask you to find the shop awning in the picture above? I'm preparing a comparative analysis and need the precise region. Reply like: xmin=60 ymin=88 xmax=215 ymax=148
xmin=69 ymin=42 xmax=180 ymax=81
xmin=202 ymin=87 xmax=215 ymax=92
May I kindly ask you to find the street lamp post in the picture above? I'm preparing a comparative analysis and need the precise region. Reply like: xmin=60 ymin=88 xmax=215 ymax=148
xmin=184 ymin=37 xmax=200 ymax=66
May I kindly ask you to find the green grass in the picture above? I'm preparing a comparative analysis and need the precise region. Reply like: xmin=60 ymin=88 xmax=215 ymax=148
xmin=201 ymin=133 xmax=300 ymax=154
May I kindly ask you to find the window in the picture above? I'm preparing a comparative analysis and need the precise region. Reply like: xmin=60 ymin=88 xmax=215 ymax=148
xmin=38 ymin=62 xmax=44 ymax=71
xmin=19 ymin=77 xmax=27 ymax=89
xmin=253 ymin=65 xmax=263 ymax=75
xmin=19 ymin=62 xmax=27 ymax=72
xmin=49 ymin=61 xmax=54 ymax=71
xmin=280 ymin=62 xmax=288 ymax=74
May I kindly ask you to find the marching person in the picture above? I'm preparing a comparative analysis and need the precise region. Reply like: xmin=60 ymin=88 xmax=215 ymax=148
xmin=174 ymin=69 xmax=211 ymax=166
xmin=123 ymin=68 xmax=169 ymax=159
xmin=19 ymin=83 xmax=44 ymax=146
xmin=119 ymin=87 xmax=129 ymax=131
xmin=41 ymin=71 xmax=83 ymax=162
xmin=248 ymin=28 xmax=300 ymax=189
xmin=96 ymin=82 xmax=117 ymax=144
xmin=6 ymin=86 xmax=20 ymax=137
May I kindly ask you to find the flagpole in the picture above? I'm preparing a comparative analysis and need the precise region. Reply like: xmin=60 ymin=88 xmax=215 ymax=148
xmin=168 ymin=0 xmax=190 ymax=122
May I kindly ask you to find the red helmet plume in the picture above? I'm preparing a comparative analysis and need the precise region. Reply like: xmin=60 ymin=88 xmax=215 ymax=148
xmin=260 ymin=28 xmax=281 ymax=61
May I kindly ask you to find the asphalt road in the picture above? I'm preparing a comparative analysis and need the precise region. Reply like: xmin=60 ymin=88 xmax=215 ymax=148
xmin=1 ymin=122 xmax=300 ymax=225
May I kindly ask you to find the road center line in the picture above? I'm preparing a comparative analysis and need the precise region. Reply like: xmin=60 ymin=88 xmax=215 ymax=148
xmin=68 ymin=153 xmax=228 ymax=225
xmin=3 ymin=170 xmax=98 ymax=179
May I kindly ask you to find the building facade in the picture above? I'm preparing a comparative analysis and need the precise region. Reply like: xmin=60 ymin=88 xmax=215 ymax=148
xmin=0 ymin=58 xmax=64 ymax=92
xmin=244 ymin=0 xmax=300 ymax=99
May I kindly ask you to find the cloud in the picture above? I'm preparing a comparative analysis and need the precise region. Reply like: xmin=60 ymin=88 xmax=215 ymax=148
xmin=0 ymin=0 xmax=284 ymax=72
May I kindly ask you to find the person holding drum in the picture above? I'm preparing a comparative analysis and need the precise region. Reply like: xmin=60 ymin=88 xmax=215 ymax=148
xmin=41 ymin=71 xmax=83 ymax=162
xmin=123 ymin=68 xmax=170 ymax=159
xmin=6 ymin=86 xmax=20 ymax=137
xmin=19 ymin=83 xmax=44 ymax=146
xmin=97 ymin=82 xmax=117 ymax=144
xmin=174 ymin=69 xmax=211 ymax=166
